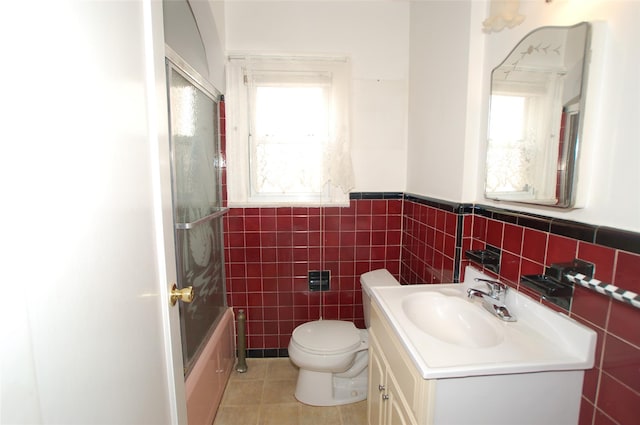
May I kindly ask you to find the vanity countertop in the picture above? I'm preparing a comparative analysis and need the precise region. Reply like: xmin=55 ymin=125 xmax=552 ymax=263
xmin=370 ymin=266 xmax=597 ymax=379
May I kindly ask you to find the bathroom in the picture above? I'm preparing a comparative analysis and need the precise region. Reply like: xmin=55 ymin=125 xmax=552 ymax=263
xmin=2 ymin=0 xmax=637 ymax=424
xmin=216 ymin=2 xmax=638 ymax=425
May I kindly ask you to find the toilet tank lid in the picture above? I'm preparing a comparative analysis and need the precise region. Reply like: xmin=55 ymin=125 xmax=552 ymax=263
xmin=360 ymin=269 xmax=400 ymax=295
xmin=292 ymin=320 xmax=361 ymax=354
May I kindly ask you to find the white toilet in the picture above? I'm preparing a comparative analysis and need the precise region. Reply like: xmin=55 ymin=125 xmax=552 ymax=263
xmin=288 ymin=269 xmax=400 ymax=406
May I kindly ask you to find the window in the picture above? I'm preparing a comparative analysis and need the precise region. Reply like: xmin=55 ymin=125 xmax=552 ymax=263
xmin=486 ymin=93 xmax=534 ymax=195
xmin=226 ymin=57 xmax=353 ymax=206
xmin=486 ymin=73 xmax=563 ymax=202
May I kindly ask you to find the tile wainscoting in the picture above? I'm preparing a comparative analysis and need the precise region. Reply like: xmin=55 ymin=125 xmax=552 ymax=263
xmin=223 ymin=193 xmax=404 ymax=353
xmin=223 ymin=193 xmax=640 ymax=425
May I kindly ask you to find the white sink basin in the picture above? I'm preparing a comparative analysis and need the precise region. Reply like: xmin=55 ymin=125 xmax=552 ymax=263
xmin=371 ymin=266 xmax=596 ymax=379
xmin=402 ymin=292 xmax=504 ymax=348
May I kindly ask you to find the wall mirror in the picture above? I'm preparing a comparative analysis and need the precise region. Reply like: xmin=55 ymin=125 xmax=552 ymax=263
xmin=485 ymin=22 xmax=592 ymax=208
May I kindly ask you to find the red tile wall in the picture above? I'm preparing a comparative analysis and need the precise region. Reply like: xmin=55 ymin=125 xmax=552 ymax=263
xmin=223 ymin=200 xmax=403 ymax=350
xmin=468 ymin=214 xmax=640 ymax=425
xmin=401 ymin=201 xmax=459 ymax=284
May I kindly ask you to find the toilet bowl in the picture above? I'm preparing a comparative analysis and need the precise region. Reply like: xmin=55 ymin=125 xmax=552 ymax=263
xmin=288 ymin=320 xmax=369 ymax=406
xmin=288 ymin=269 xmax=400 ymax=406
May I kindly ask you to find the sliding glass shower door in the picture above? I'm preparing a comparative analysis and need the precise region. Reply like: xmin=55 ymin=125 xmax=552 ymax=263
xmin=166 ymin=56 xmax=227 ymax=375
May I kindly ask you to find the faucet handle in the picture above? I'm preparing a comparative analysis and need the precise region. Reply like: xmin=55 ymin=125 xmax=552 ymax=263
xmin=474 ymin=278 xmax=508 ymax=296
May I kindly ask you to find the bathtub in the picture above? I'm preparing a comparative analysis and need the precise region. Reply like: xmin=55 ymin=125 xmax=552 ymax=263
xmin=185 ymin=307 xmax=235 ymax=425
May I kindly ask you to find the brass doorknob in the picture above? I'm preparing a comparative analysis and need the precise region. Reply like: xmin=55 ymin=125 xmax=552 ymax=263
xmin=170 ymin=284 xmax=194 ymax=306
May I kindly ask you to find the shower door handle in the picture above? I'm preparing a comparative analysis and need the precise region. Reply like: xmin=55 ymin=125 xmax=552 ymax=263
xmin=170 ymin=284 xmax=194 ymax=306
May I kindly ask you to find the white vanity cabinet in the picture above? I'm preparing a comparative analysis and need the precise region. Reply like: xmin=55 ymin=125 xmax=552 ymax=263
xmin=368 ymin=333 xmax=413 ymax=425
xmin=368 ymin=302 xmax=434 ymax=425
xmin=368 ymin=292 xmax=589 ymax=425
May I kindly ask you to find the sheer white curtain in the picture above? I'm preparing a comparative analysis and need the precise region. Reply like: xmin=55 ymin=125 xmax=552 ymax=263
xmin=226 ymin=56 xmax=354 ymax=206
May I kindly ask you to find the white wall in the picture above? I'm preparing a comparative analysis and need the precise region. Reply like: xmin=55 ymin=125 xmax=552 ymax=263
xmin=164 ymin=0 xmax=227 ymax=91
xmin=190 ymin=0 xmax=227 ymax=90
xmin=224 ymin=0 xmax=410 ymax=192
xmin=474 ymin=0 xmax=640 ymax=232
xmin=164 ymin=0 xmax=210 ymax=78
xmin=406 ymin=0 xmax=474 ymax=202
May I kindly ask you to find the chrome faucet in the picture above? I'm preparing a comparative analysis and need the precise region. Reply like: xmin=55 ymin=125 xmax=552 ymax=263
xmin=468 ymin=278 xmax=508 ymax=303
xmin=467 ymin=278 xmax=517 ymax=322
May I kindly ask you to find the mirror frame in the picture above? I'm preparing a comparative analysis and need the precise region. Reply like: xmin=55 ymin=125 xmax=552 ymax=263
xmin=485 ymin=22 xmax=592 ymax=208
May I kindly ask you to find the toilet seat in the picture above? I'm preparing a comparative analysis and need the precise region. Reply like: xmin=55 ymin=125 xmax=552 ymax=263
xmin=291 ymin=320 xmax=362 ymax=355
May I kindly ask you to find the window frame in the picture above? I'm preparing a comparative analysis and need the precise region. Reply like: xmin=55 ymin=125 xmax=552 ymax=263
xmin=225 ymin=56 xmax=352 ymax=207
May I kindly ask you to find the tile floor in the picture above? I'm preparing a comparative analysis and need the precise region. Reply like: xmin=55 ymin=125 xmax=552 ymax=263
xmin=213 ymin=358 xmax=368 ymax=425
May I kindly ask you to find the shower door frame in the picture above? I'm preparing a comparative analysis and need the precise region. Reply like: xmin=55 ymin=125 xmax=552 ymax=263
xmin=165 ymin=46 xmax=228 ymax=376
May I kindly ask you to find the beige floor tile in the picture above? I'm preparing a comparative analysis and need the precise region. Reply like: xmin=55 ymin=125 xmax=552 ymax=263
xmin=213 ymin=405 xmax=260 ymax=425
xmin=230 ymin=358 xmax=268 ymax=381
xmin=261 ymin=379 xmax=298 ymax=404
xmin=265 ymin=358 xmax=299 ymax=380
xmin=339 ymin=400 xmax=368 ymax=425
xmin=298 ymin=404 xmax=342 ymax=425
xmin=220 ymin=380 xmax=264 ymax=406
xmin=258 ymin=404 xmax=300 ymax=425
xmin=215 ymin=358 xmax=369 ymax=425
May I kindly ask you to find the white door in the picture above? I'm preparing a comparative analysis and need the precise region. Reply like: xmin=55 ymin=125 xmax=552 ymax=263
xmin=1 ymin=1 xmax=187 ymax=423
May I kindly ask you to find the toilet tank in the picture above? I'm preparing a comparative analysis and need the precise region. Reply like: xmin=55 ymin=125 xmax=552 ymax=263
xmin=360 ymin=269 xmax=400 ymax=328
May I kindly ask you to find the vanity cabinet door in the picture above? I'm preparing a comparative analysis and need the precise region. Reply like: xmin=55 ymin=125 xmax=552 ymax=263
xmin=369 ymin=301 xmax=436 ymax=425
xmin=368 ymin=330 xmax=418 ymax=425
xmin=386 ymin=372 xmax=417 ymax=425
xmin=368 ymin=336 xmax=386 ymax=425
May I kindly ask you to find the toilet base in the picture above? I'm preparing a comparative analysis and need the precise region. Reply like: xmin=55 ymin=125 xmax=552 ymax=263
xmin=294 ymin=368 xmax=368 ymax=407
xmin=333 ymin=372 xmax=368 ymax=404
